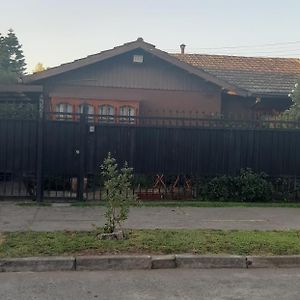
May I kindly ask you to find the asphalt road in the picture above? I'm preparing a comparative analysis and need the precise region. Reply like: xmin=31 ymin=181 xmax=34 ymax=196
xmin=0 ymin=202 xmax=300 ymax=231
xmin=1 ymin=269 xmax=300 ymax=300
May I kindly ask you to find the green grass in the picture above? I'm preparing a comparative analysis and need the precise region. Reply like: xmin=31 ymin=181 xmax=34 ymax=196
xmin=0 ymin=229 xmax=300 ymax=258
xmin=70 ymin=200 xmax=300 ymax=208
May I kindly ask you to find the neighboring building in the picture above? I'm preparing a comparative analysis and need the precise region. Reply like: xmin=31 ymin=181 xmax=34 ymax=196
xmin=23 ymin=38 xmax=300 ymax=119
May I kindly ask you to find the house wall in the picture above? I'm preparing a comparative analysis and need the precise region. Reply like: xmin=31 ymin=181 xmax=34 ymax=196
xmin=221 ymin=94 xmax=292 ymax=117
xmin=44 ymin=85 xmax=221 ymax=116
xmin=221 ymin=94 xmax=255 ymax=117
xmin=37 ymin=49 xmax=222 ymax=116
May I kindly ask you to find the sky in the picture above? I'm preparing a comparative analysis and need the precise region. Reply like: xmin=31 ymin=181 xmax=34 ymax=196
xmin=1 ymin=0 xmax=300 ymax=73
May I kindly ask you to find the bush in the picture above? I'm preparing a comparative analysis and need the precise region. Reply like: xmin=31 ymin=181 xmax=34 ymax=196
xmin=237 ymin=168 xmax=272 ymax=202
xmin=204 ymin=175 xmax=237 ymax=201
xmin=203 ymin=168 xmax=273 ymax=202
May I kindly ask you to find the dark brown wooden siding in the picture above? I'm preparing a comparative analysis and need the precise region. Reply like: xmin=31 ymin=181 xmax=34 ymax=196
xmin=44 ymin=49 xmax=218 ymax=93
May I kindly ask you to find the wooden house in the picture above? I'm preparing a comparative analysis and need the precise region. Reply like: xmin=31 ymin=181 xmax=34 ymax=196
xmin=23 ymin=38 xmax=300 ymax=120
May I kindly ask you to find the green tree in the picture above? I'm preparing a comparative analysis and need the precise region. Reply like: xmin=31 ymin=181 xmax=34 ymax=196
xmin=101 ymin=153 xmax=138 ymax=236
xmin=282 ymin=81 xmax=300 ymax=120
xmin=0 ymin=29 xmax=26 ymax=83
xmin=0 ymin=33 xmax=15 ymax=83
xmin=5 ymin=29 xmax=26 ymax=76
xmin=0 ymin=102 xmax=38 ymax=119
xmin=0 ymin=29 xmax=33 ymax=119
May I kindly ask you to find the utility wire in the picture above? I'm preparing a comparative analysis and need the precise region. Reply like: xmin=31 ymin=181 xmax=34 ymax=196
xmin=164 ymin=40 xmax=300 ymax=52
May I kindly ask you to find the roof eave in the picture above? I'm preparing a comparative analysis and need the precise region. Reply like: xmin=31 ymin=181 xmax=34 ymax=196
xmin=0 ymin=84 xmax=43 ymax=93
xmin=252 ymin=92 xmax=290 ymax=98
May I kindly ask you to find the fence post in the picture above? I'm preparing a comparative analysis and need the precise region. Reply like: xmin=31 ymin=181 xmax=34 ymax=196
xmin=77 ymin=105 xmax=87 ymax=201
xmin=36 ymin=94 xmax=44 ymax=202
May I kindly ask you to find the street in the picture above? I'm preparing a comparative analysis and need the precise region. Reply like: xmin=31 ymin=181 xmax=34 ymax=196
xmin=0 ymin=202 xmax=300 ymax=231
xmin=0 ymin=269 xmax=300 ymax=300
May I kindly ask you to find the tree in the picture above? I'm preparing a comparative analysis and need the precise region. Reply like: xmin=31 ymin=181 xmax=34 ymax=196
xmin=0 ymin=29 xmax=26 ymax=83
xmin=33 ymin=62 xmax=45 ymax=73
xmin=5 ymin=29 xmax=26 ymax=76
xmin=0 ymin=33 xmax=15 ymax=83
xmin=0 ymin=102 xmax=38 ymax=119
xmin=0 ymin=30 xmax=35 ymax=119
xmin=282 ymin=82 xmax=300 ymax=120
xmin=100 ymin=153 xmax=138 ymax=238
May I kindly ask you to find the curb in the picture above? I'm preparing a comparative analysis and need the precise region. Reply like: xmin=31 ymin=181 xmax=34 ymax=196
xmin=175 ymin=255 xmax=246 ymax=269
xmin=152 ymin=255 xmax=176 ymax=269
xmin=0 ymin=257 xmax=75 ymax=272
xmin=0 ymin=255 xmax=300 ymax=272
xmin=246 ymin=255 xmax=300 ymax=268
xmin=76 ymin=255 xmax=152 ymax=271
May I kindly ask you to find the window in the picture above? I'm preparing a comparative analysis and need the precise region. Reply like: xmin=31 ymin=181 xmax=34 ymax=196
xmin=77 ymin=104 xmax=95 ymax=121
xmin=56 ymin=103 xmax=73 ymax=120
xmin=78 ymin=104 xmax=94 ymax=115
xmin=99 ymin=105 xmax=115 ymax=122
xmin=133 ymin=54 xmax=143 ymax=63
xmin=120 ymin=106 xmax=135 ymax=123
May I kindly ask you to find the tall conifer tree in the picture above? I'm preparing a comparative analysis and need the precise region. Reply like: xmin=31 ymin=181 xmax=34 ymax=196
xmin=0 ymin=29 xmax=26 ymax=83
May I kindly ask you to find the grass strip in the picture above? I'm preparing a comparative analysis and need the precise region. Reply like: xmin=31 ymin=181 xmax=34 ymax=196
xmin=0 ymin=229 xmax=300 ymax=258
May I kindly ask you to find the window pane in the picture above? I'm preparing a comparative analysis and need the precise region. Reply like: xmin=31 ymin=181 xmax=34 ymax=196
xmin=99 ymin=105 xmax=114 ymax=115
xmin=128 ymin=107 xmax=135 ymax=116
xmin=78 ymin=105 xmax=94 ymax=114
xmin=88 ymin=105 xmax=94 ymax=115
xmin=66 ymin=104 xmax=72 ymax=113
xmin=56 ymin=104 xmax=62 ymax=113
xmin=56 ymin=103 xmax=72 ymax=120
xmin=107 ymin=106 xmax=114 ymax=116
xmin=120 ymin=107 xmax=126 ymax=116
xmin=120 ymin=106 xmax=135 ymax=123
xmin=99 ymin=105 xmax=115 ymax=122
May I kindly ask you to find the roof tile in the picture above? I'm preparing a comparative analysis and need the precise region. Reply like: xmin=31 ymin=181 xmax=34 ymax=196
xmin=171 ymin=53 xmax=300 ymax=96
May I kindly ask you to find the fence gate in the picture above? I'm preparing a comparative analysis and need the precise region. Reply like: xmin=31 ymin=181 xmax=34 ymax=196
xmin=0 ymin=117 xmax=38 ymax=199
xmin=0 ymin=113 xmax=88 ymax=201
xmin=42 ymin=117 xmax=82 ymax=200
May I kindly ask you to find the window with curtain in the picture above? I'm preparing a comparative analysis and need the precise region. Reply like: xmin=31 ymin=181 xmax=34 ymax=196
xmin=78 ymin=104 xmax=95 ymax=115
xmin=78 ymin=104 xmax=95 ymax=121
xmin=99 ymin=105 xmax=115 ymax=122
xmin=120 ymin=106 xmax=135 ymax=123
xmin=55 ymin=103 xmax=73 ymax=120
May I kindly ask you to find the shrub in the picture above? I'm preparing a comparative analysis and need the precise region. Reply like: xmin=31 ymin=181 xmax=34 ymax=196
xmin=204 ymin=175 xmax=237 ymax=201
xmin=237 ymin=168 xmax=272 ymax=202
xmin=101 ymin=153 xmax=138 ymax=234
xmin=202 ymin=168 xmax=273 ymax=202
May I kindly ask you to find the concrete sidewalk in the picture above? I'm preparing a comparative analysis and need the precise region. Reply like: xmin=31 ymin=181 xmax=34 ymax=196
xmin=0 ymin=202 xmax=300 ymax=231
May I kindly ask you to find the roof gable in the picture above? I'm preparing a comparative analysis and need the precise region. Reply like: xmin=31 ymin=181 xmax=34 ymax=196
xmin=24 ymin=38 xmax=300 ymax=97
xmin=43 ymin=49 xmax=222 ymax=92
xmin=23 ymin=38 xmax=248 ymax=96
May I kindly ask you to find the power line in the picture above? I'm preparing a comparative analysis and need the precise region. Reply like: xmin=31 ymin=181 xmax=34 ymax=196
xmin=164 ymin=40 xmax=300 ymax=52
xmin=209 ymin=49 xmax=300 ymax=55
